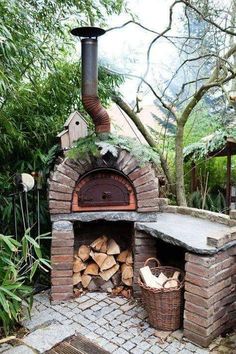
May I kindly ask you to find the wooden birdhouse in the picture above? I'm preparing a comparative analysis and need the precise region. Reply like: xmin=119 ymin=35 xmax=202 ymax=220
xmin=57 ymin=111 xmax=88 ymax=149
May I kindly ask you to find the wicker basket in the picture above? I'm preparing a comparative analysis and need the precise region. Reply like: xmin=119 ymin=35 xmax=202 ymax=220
xmin=138 ymin=258 xmax=185 ymax=331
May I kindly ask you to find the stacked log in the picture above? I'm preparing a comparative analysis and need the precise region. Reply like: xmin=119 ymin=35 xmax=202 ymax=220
xmin=73 ymin=236 xmax=133 ymax=295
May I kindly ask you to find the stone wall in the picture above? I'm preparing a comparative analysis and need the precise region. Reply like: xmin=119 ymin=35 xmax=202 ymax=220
xmin=184 ymin=248 xmax=236 ymax=347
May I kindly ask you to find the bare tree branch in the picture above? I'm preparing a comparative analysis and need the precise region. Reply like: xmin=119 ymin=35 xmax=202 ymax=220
xmin=111 ymin=94 xmax=175 ymax=194
xmin=182 ymin=0 xmax=236 ymax=36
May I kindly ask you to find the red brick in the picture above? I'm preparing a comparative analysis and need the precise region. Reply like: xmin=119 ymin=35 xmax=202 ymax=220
xmin=51 ymin=255 xmax=73 ymax=263
xmin=128 ymin=166 xmax=151 ymax=181
xmin=118 ymin=151 xmax=133 ymax=170
xmin=184 ymin=313 xmax=228 ymax=337
xmin=135 ymin=238 xmax=156 ymax=246
xmin=185 ymin=262 xmax=212 ymax=277
xmin=185 ymin=273 xmax=209 ymax=287
xmin=52 ymin=172 xmax=75 ymax=187
xmin=51 ymin=270 xmax=73 ymax=277
xmin=49 ymin=200 xmax=71 ymax=211
xmin=185 ymin=253 xmax=215 ymax=267
xmin=185 ymin=302 xmax=214 ymax=318
xmin=183 ymin=329 xmax=213 ymax=348
xmin=185 ymin=285 xmax=232 ymax=307
xmin=51 ymin=285 xmax=73 ymax=293
xmin=185 ymin=267 xmax=233 ymax=287
xmin=135 ymin=232 xmax=155 ymax=239
xmin=51 ymin=247 xmax=73 ymax=255
xmin=49 ymin=191 xmax=72 ymax=201
xmin=185 ymin=258 xmax=233 ymax=278
xmin=138 ymin=198 xmax=159 ymax=208
xmin=222 ymin=292 xmax=236 ymax=306
xmin=185 ymin=292 xmax=210 ymax=308
xmin=51 ymin=277 xmax=73 ymax=286
xmin=52 ymin=230 xmax=73 ymax=239
xmin=137 ymin=190 xmax=159 ymax=200
xmin=49 ymin=209 xmax=68 ymax=214
xmin=136 ymin=181 xmax=158 ymax=194
xmin=51 ymin=293 xmax=73 ymax=302
xmin=214 ymin=251 xmax=232 ymax=264
xmin=184 ymin=307 xmax=226 ymax=328
xmin=56 ymin=164 xmax=79 ymax=181
xmin=49 ymin=181 xmax=73 ymax=194
xmin=122 ymin=159 xmax=139 ymax=175
xmin=133 ymin=172 xmax=154 ymax=188
xmin=185 ymin=278 xmax=231 ymax=299
xmin=51 ymin=239 xmax=74 ymax=247
xmin=52 ymin=262 xmax=73 ymax=270
xmin=228 ymin=303 xmax=236 ymax=312
xmin=65 ymin=159 xmax=85 ymax=174
xmin=135 ymin=247 xmax=157 ymax=255
xmin=212 ymin=285 xmax=234 ymax=304
xmin=228 ymin=246 xmax=236 ymax=256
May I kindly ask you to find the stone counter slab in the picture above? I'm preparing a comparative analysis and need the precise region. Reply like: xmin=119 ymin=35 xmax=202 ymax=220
xmin=135 ymin=213 xmax=236 ymax=254
xmin=51 ymin=211 xmax=158 ymax=223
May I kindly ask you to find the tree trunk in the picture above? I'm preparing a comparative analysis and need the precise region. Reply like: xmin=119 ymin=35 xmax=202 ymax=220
xmin=112 ymin=95 xmax=175 ymax=195
xmin=175 ymin=122 xmax=187 ymax=206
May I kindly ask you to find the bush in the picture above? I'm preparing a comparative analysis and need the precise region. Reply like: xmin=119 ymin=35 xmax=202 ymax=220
xmin=0 ymin=230 xmax=50 ymax=335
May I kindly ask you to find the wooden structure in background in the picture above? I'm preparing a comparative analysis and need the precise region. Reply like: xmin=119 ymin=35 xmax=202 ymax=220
xmin=190 ymin=136 xmax=236 ymax=212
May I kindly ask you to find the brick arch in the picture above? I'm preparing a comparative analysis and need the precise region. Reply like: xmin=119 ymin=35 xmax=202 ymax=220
xmin=48 ymin=149 xmax=161 ymax=214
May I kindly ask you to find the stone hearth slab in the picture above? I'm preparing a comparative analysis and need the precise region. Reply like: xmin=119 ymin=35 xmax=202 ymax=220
xmin=50 ymin=211 xmax=158 ymax=223
xmin=136 ymin=213 xmax=236 ymax=254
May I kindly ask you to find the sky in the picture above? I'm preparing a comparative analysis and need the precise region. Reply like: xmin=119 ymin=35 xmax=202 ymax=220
xmin=98 ymin=0 xmax=180 ymax=105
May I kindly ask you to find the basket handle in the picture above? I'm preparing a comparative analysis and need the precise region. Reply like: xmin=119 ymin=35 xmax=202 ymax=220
xmin=162 ymin=278 xmax=181 ymax=289
xmin=144 ymin=257 xmax=161 ymax=267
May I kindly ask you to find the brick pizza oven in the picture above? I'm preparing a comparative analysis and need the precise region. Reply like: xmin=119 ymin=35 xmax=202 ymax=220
xmin=48 ymin=26 xmax=165 ymax=302
xmin=48 ymin=26 xmax=236 ymax=348
xmin=49 ymin=149 xmax=164 ymax=301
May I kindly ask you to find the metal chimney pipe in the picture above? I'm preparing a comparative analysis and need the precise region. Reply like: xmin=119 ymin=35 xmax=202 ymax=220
xmin=71 ymin=27 xmax=110 ymax=133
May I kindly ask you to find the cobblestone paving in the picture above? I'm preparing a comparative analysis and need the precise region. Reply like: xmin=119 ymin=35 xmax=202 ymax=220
xmin=1 ymin=291 xmax=235 ymax=353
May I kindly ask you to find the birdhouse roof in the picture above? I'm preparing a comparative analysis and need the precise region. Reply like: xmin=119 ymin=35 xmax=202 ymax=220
xmin=57 ymin=129 xmax=68 ymax=138
xmin=64 ymin=111 xmax=87 ymax=128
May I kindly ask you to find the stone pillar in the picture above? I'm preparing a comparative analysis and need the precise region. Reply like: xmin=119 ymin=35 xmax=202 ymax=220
xmin=51 ymin=221 xmax=74 ymax=302
xmin=184 ymin=250 xmax=236 ymax=347
xmin=133 ymin=229 xmax=157 ymax=297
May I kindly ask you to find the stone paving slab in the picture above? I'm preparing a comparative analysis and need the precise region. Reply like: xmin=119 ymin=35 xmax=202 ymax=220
xmin=23 ymin=323 xmax=75 ymax=353
xmin=4 ymin=345 xmax=35 ymax=354
xmin=0 ymin=291 xmax=235 ymax=353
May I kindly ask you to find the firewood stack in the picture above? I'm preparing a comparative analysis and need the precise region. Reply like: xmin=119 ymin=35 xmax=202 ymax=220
xmin=73 ymin=236 xmax=133 ymax=296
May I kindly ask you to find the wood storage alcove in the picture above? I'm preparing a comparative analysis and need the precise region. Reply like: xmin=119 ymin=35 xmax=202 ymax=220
xmin=73 ymin=220 xmax=134 ymax=297
xmin=72 ymin=169 xmax=137 ymax=212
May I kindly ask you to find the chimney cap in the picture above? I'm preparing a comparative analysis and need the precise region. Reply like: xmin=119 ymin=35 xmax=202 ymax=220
xmin=71 ymin=26 xmax=106 ymax=38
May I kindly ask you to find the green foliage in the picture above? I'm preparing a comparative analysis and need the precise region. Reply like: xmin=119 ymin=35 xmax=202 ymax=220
xmin=0 ymin=230 xmax=51 ymax=334
xmin=188 ymin=190 xmax=226 ymax=213
xmin=0 ymin=0 xmax=126 ymax=234
xmin=184 ymin=105 xmax=221 ymax=147
xmin=0 ymin=62 xmax=122 ymax=235
xmin=0 ymin=145 xmax=59 ymax=235
xmin=68 ymin=133 xmax=160 ymax=165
